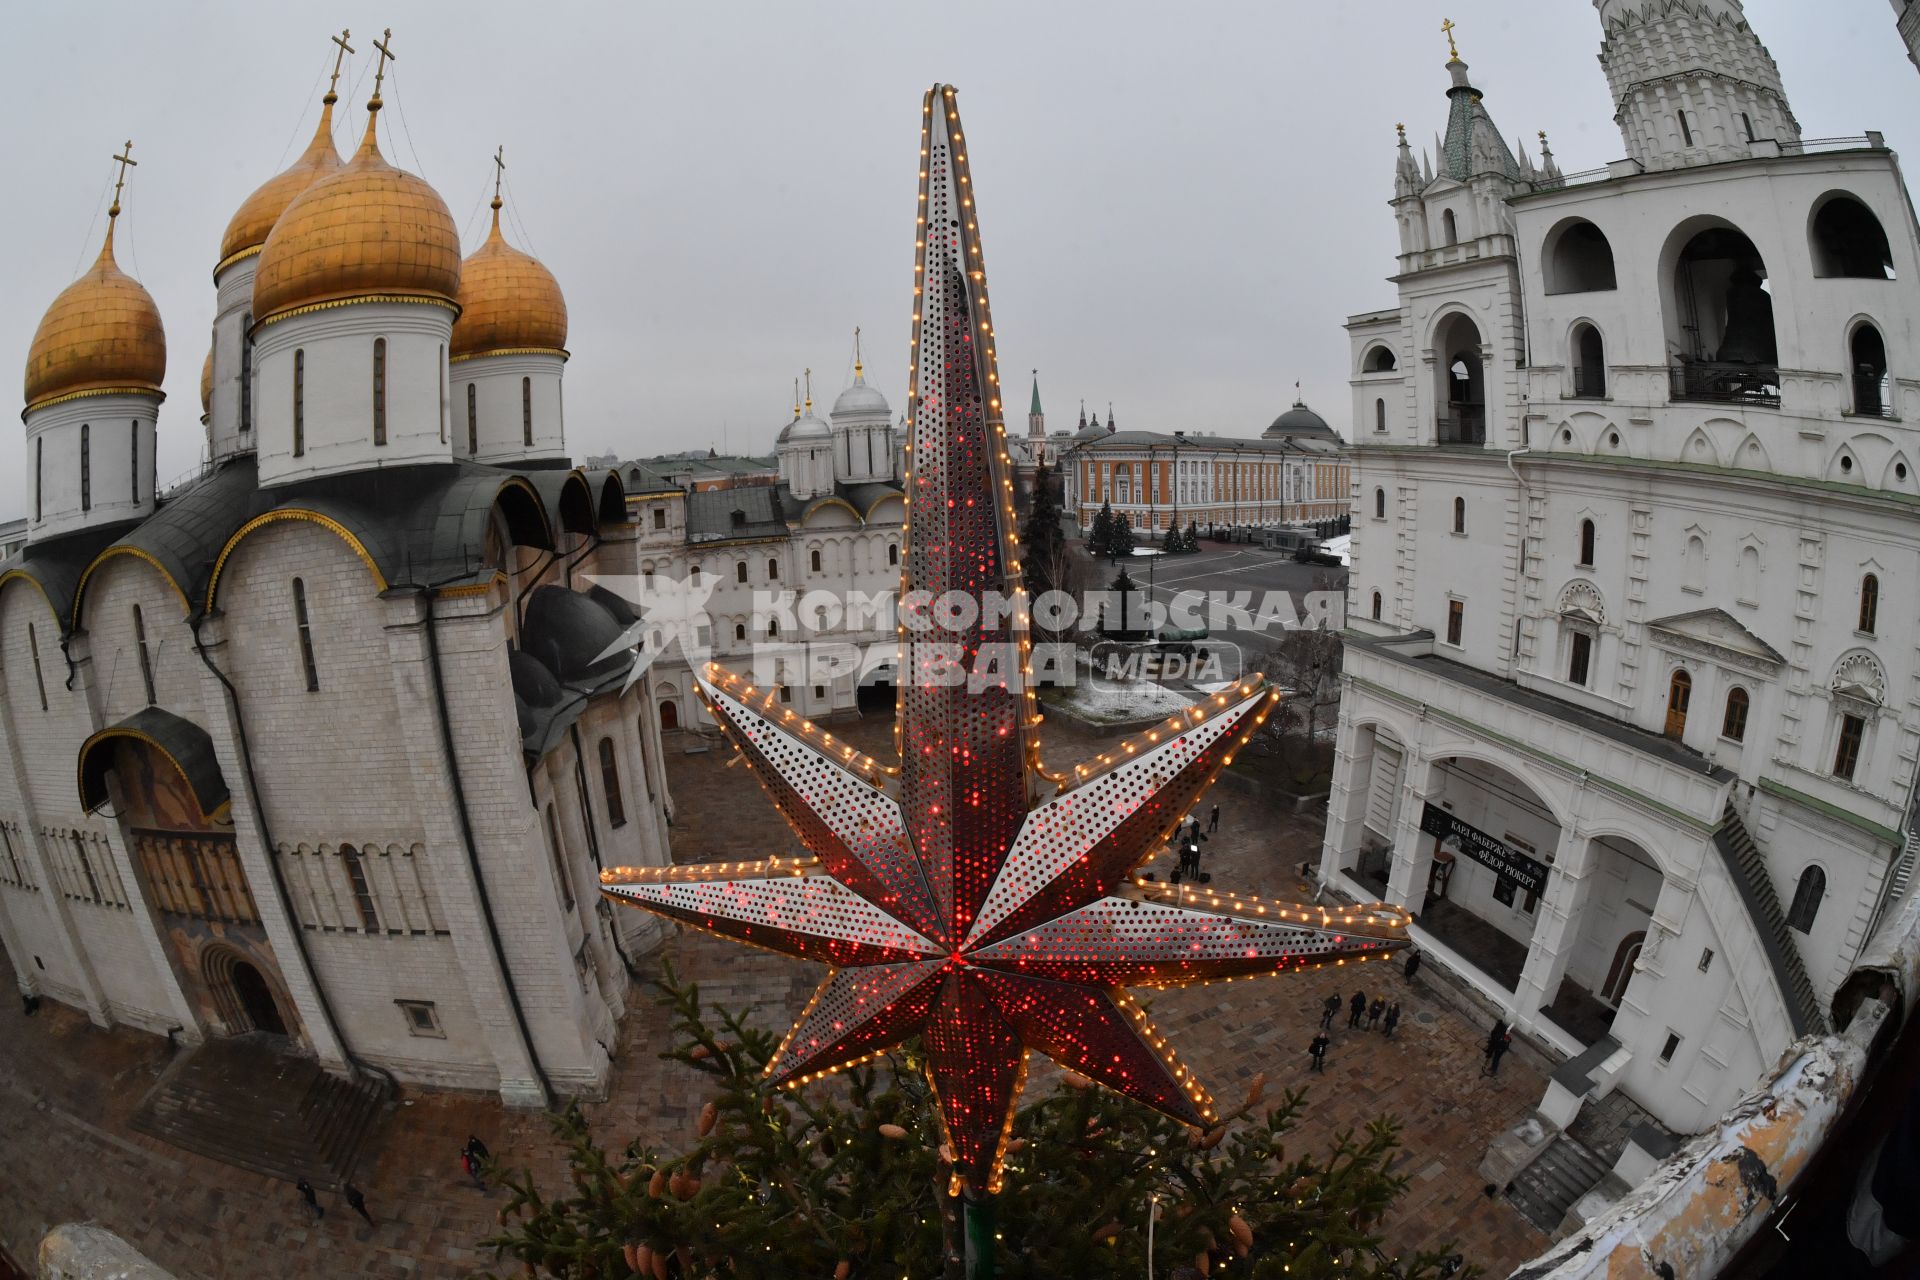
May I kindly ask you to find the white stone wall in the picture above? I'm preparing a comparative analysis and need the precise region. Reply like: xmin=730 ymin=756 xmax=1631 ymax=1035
xmin=452 ymin=350 xmax=566 ymax=466
xmin=209 ymin=258 xmax=256 ymax=465
xmin=24 ymin=395 xmax=158 ymax=544
xmin=252 ymin=300 xmax=455 ymax=487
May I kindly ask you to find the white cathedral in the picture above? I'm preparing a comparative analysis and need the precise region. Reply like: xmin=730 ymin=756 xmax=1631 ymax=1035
xmin=1323 ymin=0 xmax=1920 ymax=1161
xmin=0 ymin=41 xmax=673 ymax=1106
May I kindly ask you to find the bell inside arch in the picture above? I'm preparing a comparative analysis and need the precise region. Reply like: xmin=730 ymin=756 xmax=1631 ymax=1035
xmin=1718 ymin=264 xmax=1777 ymax=365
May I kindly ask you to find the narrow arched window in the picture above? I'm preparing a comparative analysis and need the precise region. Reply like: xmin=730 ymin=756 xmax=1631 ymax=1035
xmin=544 ymin=804 xmax=573 ymax=910
xmin=1860 ymin=573 xmax=1880 ymax=634
xmin=129 ymin=421 xmax=139 ymax=502
xmin=888 ymin=543 xmax=899 ymax=566
xmin=598 ymin=737 xmax=626 ymax=829
xmin=340 ymin=844 xmax=380 ymax=931
xmin=735 ymin=560 xmax=748 ymax=584
xmin=1722 ymin=686 xmax=1749 ymax=741
xmin=767 ymin=558 xmax=779 ymax=580
xmin=1786 ymin=865 xmax=1825 ymax=932
xmin=635 ymin=716 xmax=655 ymax=800
xmin=438 ymin=345 xmax=448 ymax=443
xmin=133 ymin=603 xmax=156 ymax=706
xmin=292 ymin=577 xmax=319 ymax=692
xmin=1371 ymin=591 xmax=1383 ymax=621
xmin=27 ymin=623 xmax=48 ymax=712
xmin=34 ymin=438 xmax=43 ymax=523
xmin=292 ymin=349 xmax=306 ymax=457
xmin=810 ymin=548 xmax=823 ymax=573
xmin=466 ymin=383 xmax=478 ymax=454
xmin=1741 ymin=112 xmax=1755 ymax=143
xmin=1452 ymin=496 xmax=1466 ymax=534
xmin=1375 ymin=398 xmax=1386 ymax=432
xmin=734 ymin=622 xmax=746 ymax=642
xmin=1580 ymin=518 xmax=1596 ymax=567
xmin=1442 ymin=209 xmax=1458 ymax=246
xmin=768 ymin=618 xmax=780 ymax=638
xmin=1373 ymin=487 xmax=1386 ymax=519
xmin=1677 ymin=111 xmax=1694 ymax=147
xmin=372 ymin=338 xmax=388 ymax=445
xmin=689 ymin=564 xmax=700 ymax=584
xmin=240 ymin=314 xmax=254 ymax=432
xmin=522 ymin=376 xmax=533 ymax=447
xmin=80 ymin=423 xmax=91 ymax=512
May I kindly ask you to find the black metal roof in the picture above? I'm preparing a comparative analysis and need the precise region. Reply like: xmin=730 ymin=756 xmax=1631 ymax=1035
xmin=78 ymin=705 xmax=231 ymax=824
xmin=0 ymin=520 xmax=142 ymax=636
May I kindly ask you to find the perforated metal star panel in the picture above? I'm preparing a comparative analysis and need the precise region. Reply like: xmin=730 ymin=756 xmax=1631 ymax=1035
xmin=602 ymin=82 xmax=1411 ymax=1196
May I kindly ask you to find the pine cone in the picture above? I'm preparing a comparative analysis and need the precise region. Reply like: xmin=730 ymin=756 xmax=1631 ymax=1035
xmin=698 ymin=1102 xmax=719 ymax=1137
xmin=878 ymin=1123 xmax=909 ymax=1141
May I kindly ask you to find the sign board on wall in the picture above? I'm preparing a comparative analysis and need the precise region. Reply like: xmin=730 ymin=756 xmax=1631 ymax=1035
xmin=1418 ymin=802 xmax=1551 ymax=895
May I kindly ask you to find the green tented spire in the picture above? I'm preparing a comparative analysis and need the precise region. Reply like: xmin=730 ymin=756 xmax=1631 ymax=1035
xmin=1030 ymin=371 xmax=1043 ymax=417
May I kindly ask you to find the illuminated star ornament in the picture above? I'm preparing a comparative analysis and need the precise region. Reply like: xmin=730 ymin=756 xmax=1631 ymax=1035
xmin=602 ymin=83 xmax=1411 ymax=1196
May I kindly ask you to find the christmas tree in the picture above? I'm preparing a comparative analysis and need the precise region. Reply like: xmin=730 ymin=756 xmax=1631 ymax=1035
xmin=480 ymin=967 xmax=1476 ymax=1280
xmin=1108 ymin=511 xmax=1135 ymax=561
xmin=1087 ymin=501 xmax=1116 ymax=559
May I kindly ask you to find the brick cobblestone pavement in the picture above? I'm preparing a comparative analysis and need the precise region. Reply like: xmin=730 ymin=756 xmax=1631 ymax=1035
xmin=0 ymin=709 xmax=1550 ymax=1277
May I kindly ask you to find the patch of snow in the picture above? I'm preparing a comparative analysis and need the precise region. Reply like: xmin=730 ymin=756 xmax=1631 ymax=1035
xmin=1050 ymin=679 xmax=1193 ymax=724
xmin=1322 ymin=534 xmax=1352 ymax=566
xmin=1130 ymin=547 xmax=1166 ymax=557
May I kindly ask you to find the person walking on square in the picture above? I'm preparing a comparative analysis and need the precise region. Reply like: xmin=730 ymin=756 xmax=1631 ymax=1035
xmin=1321 ymin=993 xmax=1341 ymax=1029
xmin=466 ymin=1134 xmax=490 ymax=1164
xmin=1367 ymin=997 xmax=1386 ymax=1030
xmin=1383 ymin=1001 xmax=1402 ymax=1038
xmin=461 ymin=1148 xmax=487 ymax=1191
xmin=1308 ymin=1031 xmax=1330 ymax=1072
xmin=1348 ymin=990 xmax=1367 ymax=1028
xmin=1208 ymin=803 xmax=1220 ymax=835
xmin=344 ymin=1182 xmax=373 ymax=1226
xmin=1483 ymin=1020 xmax=1512 ymax=1077
xmin=296 ymin=1177 xmax=324 ymax=1221
xmin=1404 ymin=948 xmax=1422 ymax=983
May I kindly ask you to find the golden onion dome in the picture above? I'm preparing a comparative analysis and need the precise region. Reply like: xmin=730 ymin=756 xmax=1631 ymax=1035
xmin=450 ymin=198 xmax=568 ymax=359
xmin=251 ymin=100 xmax=460 ymax=325
xmin=200 ymin=347 xmax=213 ymax=416
xmin=217 ymin=92 xmax=343 ymax=274
xmin=24 ymin=214 xmax=167 ymax=414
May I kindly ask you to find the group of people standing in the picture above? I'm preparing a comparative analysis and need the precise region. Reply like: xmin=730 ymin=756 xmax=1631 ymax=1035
xmin=1308 ymin=987 xmax=1404 ymax=1072
xmin=1171 ymin=804 xmax=1222 ymax=884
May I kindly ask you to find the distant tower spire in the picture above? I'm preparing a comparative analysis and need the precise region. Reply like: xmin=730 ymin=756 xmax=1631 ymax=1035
xmin=1028 ymin=369 xmax=1044 ymax=439
xmin=1078 ymin=399 xmax=1086 ymax=430
xmin=1107 ymin=401 xmax=1115 ymax=432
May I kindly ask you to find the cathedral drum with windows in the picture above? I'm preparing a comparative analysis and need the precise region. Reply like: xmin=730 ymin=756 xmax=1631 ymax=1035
xmin=0 ymin=35 xmax=672 ymax=1106
xmin=1324 ymin=1 xmax=1920 ymax=1139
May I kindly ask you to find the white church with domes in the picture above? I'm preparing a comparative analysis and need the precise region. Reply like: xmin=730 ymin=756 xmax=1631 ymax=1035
xmin=0 ymin=35 xmax=672 ymax=1107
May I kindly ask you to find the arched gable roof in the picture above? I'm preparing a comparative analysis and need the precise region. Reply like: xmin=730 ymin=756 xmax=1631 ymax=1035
xmin=73 ymin=456 xmax=269 ymax=630
xmin=206 ymin=463 xmax=557 ymax=612
xmin=78 ymin=706 xmax=231 ymax=825
xmin=0 ymin=520 xmax=140 ymax=637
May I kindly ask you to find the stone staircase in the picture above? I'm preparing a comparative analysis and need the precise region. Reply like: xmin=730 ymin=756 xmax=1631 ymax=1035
xmin=130 ymin=1035 xmax=391 ymax=1189
xmin=1505 ymin=1132 xmax=1611 ymax=1233
xmin=1712 ymin=804 xmax=1826 ymax=1037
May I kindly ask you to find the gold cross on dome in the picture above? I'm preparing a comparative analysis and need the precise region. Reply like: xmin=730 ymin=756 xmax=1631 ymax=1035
xmin=371 ymin=27 xmax=396 ymax=98
xmin=1441 ymin=17 xmax=1460 ymax=61
xmin=109 ymin=140 xmax=136 ymax=215
xmin=493 ymin=145 xmax=506 ymax=202
xmin=328 ymin=29 xmax=355 ymax=95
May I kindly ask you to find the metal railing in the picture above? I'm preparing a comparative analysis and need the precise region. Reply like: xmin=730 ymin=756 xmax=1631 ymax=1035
xmin=1851 ymin=373 xmax=1895 ymax=419
xmin=1669 ymin=363 xmax=1780 ymax=408
xmin=1571 ymin=367 xmax=1607 ymax=399
xmin=158 ymin=459 xmax=218 ymax=502
xmin=1435 ymin=404 xmax=1486 ymax=446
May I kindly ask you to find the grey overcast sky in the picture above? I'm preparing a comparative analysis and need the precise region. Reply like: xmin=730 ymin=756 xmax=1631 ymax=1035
xmin=3 ymin=1 xmax=1916 ymax=512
